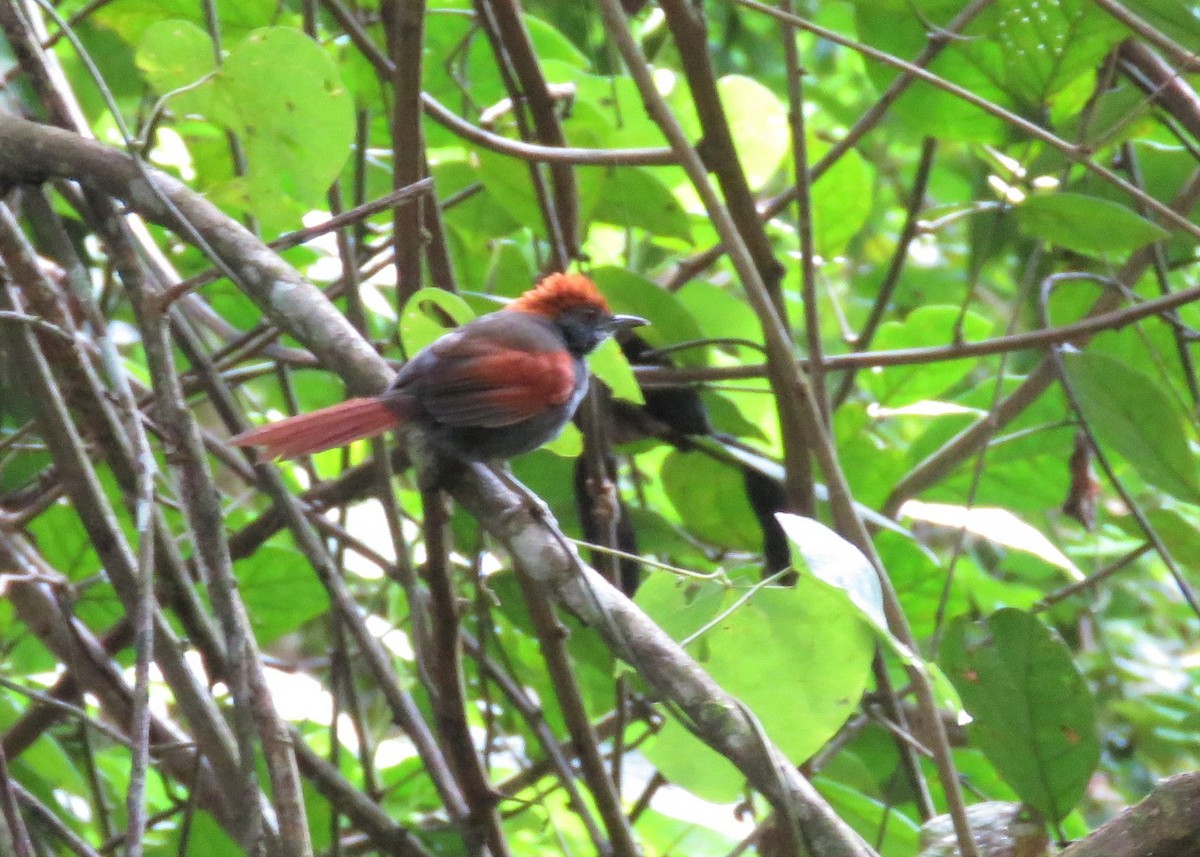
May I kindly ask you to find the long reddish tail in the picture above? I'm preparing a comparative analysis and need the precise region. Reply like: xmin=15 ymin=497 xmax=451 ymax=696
xmin=231 ymin=397 xmax=402 ymax=459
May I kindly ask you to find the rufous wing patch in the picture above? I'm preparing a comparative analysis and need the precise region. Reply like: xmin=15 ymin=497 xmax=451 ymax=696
xmin=420 ymin=347 xmax=576 ymax=427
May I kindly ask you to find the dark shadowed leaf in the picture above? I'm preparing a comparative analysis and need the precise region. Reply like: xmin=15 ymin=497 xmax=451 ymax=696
xmin=1061 ymin=350 xmax=1200 ymax=503
xmin=941 ymin=609 xmax=1100 ymax=822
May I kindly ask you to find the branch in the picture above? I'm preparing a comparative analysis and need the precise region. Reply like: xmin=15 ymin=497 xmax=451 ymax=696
xmin=0 ymin=115 xmax=875 ymax=857
xmin=1059 ymin=773 xmax=1200 ymax=857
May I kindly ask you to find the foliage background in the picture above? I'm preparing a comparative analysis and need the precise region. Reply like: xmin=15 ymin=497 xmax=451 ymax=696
xmin=1 ymin=0 xmax=1199 ymax=855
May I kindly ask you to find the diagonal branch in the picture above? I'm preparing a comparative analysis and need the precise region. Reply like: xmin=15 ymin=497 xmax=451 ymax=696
xmin=0 ymin=113 xmax=877 ymax=857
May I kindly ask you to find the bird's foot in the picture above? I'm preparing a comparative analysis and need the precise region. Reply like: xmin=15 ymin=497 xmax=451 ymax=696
xmin=486 ymin=463 xmax=556 ymax=524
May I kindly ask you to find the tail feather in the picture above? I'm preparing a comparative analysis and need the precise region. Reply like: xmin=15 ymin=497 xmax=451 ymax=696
xmin=231 ymin=397 xmax=401 ymax=459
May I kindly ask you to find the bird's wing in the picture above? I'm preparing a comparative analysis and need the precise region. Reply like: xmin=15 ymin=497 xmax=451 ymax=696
xmin=410 ymin=328 xmax=578 ymax=428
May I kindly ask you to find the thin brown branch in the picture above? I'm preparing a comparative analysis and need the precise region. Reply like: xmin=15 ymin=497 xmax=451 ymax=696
xmin=1059 ymin=772 xmax=1200 ymax=857
xmin=382 ymin=0 xmax=429 ymax=301
xmin=512 ymin=575 xmax=639 ymax=857
xmin=476 ymin=0 xmax=580 ymax=261
xmin=0 ymin=742 xmax=35 ymax=857
xmin=418 ymin=486 xmax=507 ymax=857
xmin=886 ymin=170 xmax=1200 ymax=513
xmin=0 ymin=109 xmax=884 ymax=857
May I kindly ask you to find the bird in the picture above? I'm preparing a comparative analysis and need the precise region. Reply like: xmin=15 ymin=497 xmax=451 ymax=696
xmin=231 ymin=273 xmax=647 ymax=461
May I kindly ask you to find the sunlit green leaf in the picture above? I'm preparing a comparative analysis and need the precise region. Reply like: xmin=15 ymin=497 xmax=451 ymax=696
xmin=589 ymin=166 xmax=692 ymax=243
xmin=718 ymin=75 xmax=789 ymax=189
xmin=135 ymin=20 xmax=216 ymax=115
xmin=638 ymin=562 xmax=875 ymax=801
xmin=1017 ymin=192 xmax=1169 ymax=255
xmin=588 ymin=337 xmax=643 ymax=405
xmin=661 ymin=452 xmax=763 ymax=550
xmin=399 ymin=288 xmax=476 ymax=357
xmin=236 ymin=546 xmax=329 ymax=644
xmin=863 ymin=306 xmax=993 ymax=406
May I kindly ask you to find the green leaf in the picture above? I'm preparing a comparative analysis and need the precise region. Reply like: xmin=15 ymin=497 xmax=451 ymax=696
xmin=637 ymin=561 xmax=876 ymax=800
xmin=1017 ymin=192 xmax=1169 ymax=256
xmin=587 ymin=337 xmax=643 ymax=405
xmin=863 ymin=306 xmax=993 ymax=406
xmin=815 ymin=778 xmax=921 ymax=857
xmin=474 ymin=148 xmax=548 ymax=239
xmin=633 ymin=808 xmax=740 ymax=856
xmin=1139 ymin=506 xmax=1200 ymax=575
xmin=435 ymin=159 xmax=522 ymax=243
xmin=0 ymin=695 xmax=86 ymax=794
xmin=590 ymin=267 xmax=708 ymax=365
xmin=138 ymin=27 xmax=355 ymax=231
xmin=1124 ymin=0 xmax=1200 ymax=48
xmin=645 ymin=717 xmax=743 ymax=804
xmin=974 ymin=0 xmax=1126 ymax=107
xmin=660 ymin=452 xmax=763 ymax=550
xmin=774 ymin=513 xmax=885 ymax=628
xmin=941 ymin=609 xmax=1100 ymax=822
xmin=854 ymin=7 xmax=1009 ymax=142
xmin=96 ymin=0 xmax=277 ymax=44
xmin=210 ymin=28 xmax=354 ymax=229
xmin=588 ymin=166 xmax=692 ymax=243
xmin=718 ymin=75 xmax=789 ymax=189
xmin=24 ymin=504 xmax=100 ymax=580
xmin=676 ymin=280 xmax=764 ymax=349
xmin=812 ymin=145 xmax=874 ymax=256
xmin=777 ymin=514 xmax=965 ymax=718
xmin=483 ymin=241 xmax=535 ymax=298
xmin=539 ymin=422 xmax=583 ymax=457
xmin=399 ymin=288 xmax=476 ymax=357
xmin=1061 ymin=350 xmax=1200 ymax=503
xmin=135 ymin=20 xmax=217 ymax=114
xmin=876 ymin=531 xmax=964 ymax=641
xmin=693 ymin=578 xmax=875 ymax=761
xmin=235 ymin=546 xmax=329 ymax=644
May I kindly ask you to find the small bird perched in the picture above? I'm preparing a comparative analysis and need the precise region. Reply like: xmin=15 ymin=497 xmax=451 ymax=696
xmin=231 ymin=274 xmax=647 ymax=461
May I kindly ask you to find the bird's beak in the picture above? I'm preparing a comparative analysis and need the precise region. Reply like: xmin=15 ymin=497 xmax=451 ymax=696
xmin=609 ymin=313 xmax=649 ymax=331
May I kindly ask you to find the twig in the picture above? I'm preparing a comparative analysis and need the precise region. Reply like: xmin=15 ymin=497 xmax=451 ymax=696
xmin=475 ymin=0 xmax=579 ymax=261
xmin=513 ymin=574 xmax=640 ymax=857
xmin=0 ymin=743 xmax=35 ymax=857
xmin=382 ymin=0 xmax=429 ymax=301
xmin=418 ymin=485 xmax=506 ymax=857
xmin=158 ymin=179 xmax=434 ymax=306
xmin=832 ymin=138 xmax=937 ymax=406
xmin=730 ymin=0 xmax=1200 ymax=242
xmin=887 ymin=170 xmax=1200 ymax=513
xmin=1035 ymin=544 xmax=1153 ymax=610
